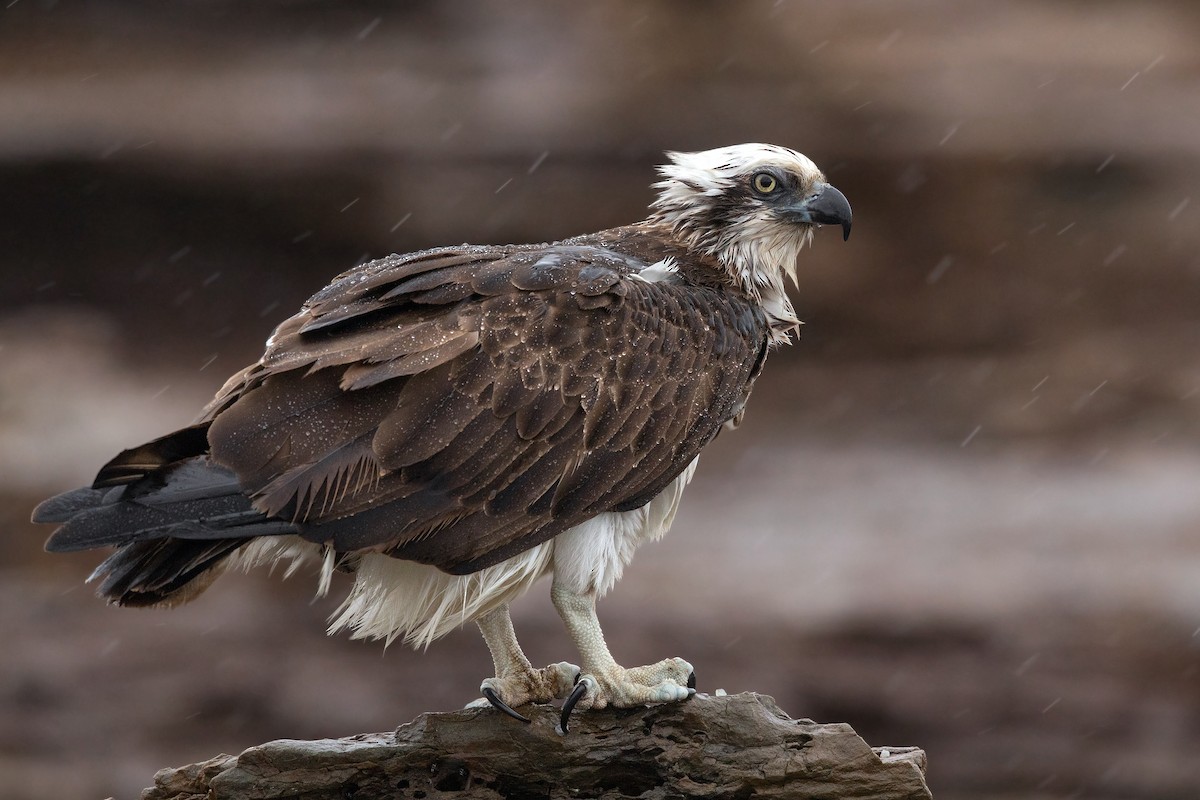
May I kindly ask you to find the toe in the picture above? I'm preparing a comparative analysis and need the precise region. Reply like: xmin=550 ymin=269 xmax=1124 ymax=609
xmin=544 ymin=661 xmax=582 ymax=700
xmin=622 ymin=657 xmax=694 ymax=688
xmin=482 ymin=685 xmax=531 ymax=723
xmin=645 ymin=679 xmax=692 ymax=704
xmin=558 ymin=675 xmax=596 ymax=734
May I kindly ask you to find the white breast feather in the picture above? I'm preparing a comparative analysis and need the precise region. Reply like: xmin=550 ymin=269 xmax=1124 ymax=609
xmin=552 ymin=457 xmax=698 ymax=597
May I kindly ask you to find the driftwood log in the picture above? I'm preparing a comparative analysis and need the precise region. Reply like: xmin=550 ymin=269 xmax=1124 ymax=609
xmin=145 ymin=692 xmax=931 ymax=799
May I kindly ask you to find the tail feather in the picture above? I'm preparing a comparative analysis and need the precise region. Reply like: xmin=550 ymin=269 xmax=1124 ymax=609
xmin=32 ymin=486 xmax=115 ymax=525
xmin=90 ymin=538 xmax=245 ymax=608
xmin=92 ymin=424 xmax=212 ymax=488
xmin=41 ymin=459 xmax=288 ymax=553
xmin=35 ymin=425 xmax=299 ymax=607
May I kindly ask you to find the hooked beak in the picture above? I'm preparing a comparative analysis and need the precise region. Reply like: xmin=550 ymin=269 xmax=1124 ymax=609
xmin=781 ymin=182 xmax=853 ymax=241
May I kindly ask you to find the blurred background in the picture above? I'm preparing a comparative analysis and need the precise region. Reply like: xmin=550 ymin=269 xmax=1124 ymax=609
xmin=2 ymin=1 xmax=1198 ymax=797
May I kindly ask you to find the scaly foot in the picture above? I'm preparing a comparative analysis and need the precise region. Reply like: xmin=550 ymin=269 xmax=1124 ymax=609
xmin=560 ymin=657 xmax=695 ymax=732
xmin=470 ymin=661 xmax=579 ymax=723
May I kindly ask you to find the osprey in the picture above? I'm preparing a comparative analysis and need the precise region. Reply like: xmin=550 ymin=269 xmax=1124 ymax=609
xmin=34 ymin=144 xmax=851 ymax=731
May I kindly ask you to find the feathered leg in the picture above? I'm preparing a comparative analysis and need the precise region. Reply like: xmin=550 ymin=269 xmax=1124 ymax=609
xmin=473 ymin=604 xmax=578 ymax=721
xmin=551 ymin=580 xmax=695 ymax=733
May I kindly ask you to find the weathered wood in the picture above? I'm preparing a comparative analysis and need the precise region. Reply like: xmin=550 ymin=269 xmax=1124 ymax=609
xmin=144 ymin=692 xmax=931 ymax=799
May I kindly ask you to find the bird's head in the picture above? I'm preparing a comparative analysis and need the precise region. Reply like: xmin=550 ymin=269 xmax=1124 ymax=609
xmin=649 ymin=143 xmax=852 ymax=341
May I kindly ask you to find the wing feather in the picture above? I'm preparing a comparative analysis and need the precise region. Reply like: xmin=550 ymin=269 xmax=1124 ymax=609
xmin=197 ymin=236 xmax=769 ymax=572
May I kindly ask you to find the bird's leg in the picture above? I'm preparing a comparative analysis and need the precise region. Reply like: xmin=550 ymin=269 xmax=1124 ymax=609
xmin=551 ymin=579 xmax=694 ymax=732
xmin=472 ymin=603 xmax=578 ymax=722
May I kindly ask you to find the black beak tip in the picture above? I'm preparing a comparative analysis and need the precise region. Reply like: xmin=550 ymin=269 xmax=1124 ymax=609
xmin=799 ymin=183 xmax=852 ymax=243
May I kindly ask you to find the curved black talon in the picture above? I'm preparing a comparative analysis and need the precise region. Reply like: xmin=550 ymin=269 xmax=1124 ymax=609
xmin=687 ymin=671 xmax=697 ymax=690
xmin=482 ymin=687 xmax=530 ymax=723
xmin=559 ymin=678 xmax=590 ymax=734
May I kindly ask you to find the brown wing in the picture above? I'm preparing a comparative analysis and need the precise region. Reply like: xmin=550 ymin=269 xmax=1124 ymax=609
xmin=204 ymin=239 xmax=770 ymax=574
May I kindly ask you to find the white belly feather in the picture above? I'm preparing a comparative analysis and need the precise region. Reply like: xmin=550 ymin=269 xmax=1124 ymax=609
xmin=231 ymin=458 xmax=699 ymax=648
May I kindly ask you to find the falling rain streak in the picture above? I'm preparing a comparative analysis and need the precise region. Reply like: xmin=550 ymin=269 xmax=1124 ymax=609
xmin=357 ymin=17 xmax=382 ymax=40
xmin=926 ymin=256 xmax=953 ymax=284
xmin=960 ymin=425 xmax=982 ymax=447
xmin=528 ymin=151 xmax=550 ymax=174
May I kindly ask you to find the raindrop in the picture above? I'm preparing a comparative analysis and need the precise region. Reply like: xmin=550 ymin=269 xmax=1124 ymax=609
xmin=878 ymin=29 xmax=902 ymax=52
xmin=1070 ymin=380 xmax=1107 ymax=413
xmin=1102 ymin=245 xmax=1126 ymax=266
xmin=926 ymin=255 xmax=953 ymax=284
xmin=292 ymin=230 xmax=313 ymax=243
xmin=1167 ymin=197 xmax=1190 ymax=221
xmin=441 ymin=122 xmax=462 ymax=142
xmin=960 ymin=425 xmax=982 ymax=447
xmin=1014 ymin=653 xmax=1039 ymax=676
xmin=527 ymin=151 xmax=549 ymax=174
xmin=357 ymin=16 xmax=382 ymax=41
xmin=202 ymin=271 xmax=222 ymax=287
xmin=36 ymin=281 xmax=56 ymax=292
xmin=1055 ymin=222 xmax=1075 ymax=236
xmin=1120 ymin=71 xmax=1139 ymax=91
xmin=168 ymin=245 xmax=192 ymax=263
xmin=340 ymin=198 xmax=360 ymax=213
xmin=495 ymin=178 xmax=513 ymax=194
xmin=895 ymin=164 xmax=926 ymax=194
xmin=260 ymin=300 xmax=281 ymax=318
xmin=199 ymin=354 xmax=219 ymax=371
xmin=1145 ymin=54 xmax=1165 ymax=72
xmin=391 ymin=213 xmax=413 ymax=232
xmin=938 ymin=122 xmax=961 ymax=147
xmin=809 ymin=40 xmax=829 ymax=54
xmin=1031 ymin=376 xmax=1049 ymax=392
xmin=1095 ymin=154 xmax=1115 ymax=174
xmin=1041 ymin=697 xmax=1061 ymax=713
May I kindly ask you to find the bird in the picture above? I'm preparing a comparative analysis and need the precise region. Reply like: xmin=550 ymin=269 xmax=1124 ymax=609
xmin=33 ymin=143 xmax=851 ymax=733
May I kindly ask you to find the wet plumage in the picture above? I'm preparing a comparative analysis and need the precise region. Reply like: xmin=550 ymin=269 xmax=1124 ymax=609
xmin=34 ymin=144 xmax=851 ymax=725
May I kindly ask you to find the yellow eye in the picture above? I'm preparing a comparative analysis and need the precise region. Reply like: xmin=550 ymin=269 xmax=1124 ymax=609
xmin=752 ymin=173 xmax=778 ymax=194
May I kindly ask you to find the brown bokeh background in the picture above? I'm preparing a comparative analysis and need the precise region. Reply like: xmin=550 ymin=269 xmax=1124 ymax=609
xmin=2 ymin=2 xmax=1198 ymax=798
